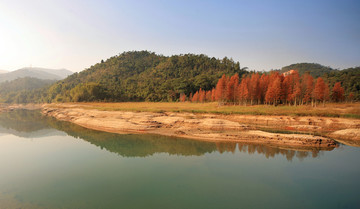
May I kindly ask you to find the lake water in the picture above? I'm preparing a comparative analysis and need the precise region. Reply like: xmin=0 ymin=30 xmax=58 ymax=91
xmin=0 ymin=110 xmax=359 ymax=209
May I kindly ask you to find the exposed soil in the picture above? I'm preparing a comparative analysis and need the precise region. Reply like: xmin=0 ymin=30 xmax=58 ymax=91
xmin=39 ymin=103 xmax=360 ymax=148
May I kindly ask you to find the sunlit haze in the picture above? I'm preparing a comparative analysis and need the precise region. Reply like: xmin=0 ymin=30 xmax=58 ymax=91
xmin=0 ymin=0 xmax=359 ymax=72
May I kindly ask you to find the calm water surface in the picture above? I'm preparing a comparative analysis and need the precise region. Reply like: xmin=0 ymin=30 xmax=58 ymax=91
xmin=0 ymin=110 xmax=359 ymax=209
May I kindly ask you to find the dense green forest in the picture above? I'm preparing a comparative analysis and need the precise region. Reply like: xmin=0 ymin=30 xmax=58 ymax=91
xmin=0 ymin=77 xmax=55 ymax=103
xmin=0 ymin=51 xmax=359 ymax=103
xmin=323 ymin=67 xmax=360 ymax=98
xmin=46 ymin=51 xmax=248 ymax=102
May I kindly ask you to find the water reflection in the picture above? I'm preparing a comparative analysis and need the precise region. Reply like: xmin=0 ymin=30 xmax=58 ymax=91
xmin=50 ymin=121 xmax=218 ymax=157
xmin=0 ymin=110 xmax=65 ymax=138
xmin=215 ymin=141 xmax=332 ymax=161
xmin=0 ymin=110 xmax=336 ymax=160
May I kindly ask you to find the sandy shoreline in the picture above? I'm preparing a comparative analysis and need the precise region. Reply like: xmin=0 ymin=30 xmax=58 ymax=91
xmin=1 ymin=103 xmax=358 ymax=148
xmin=39 ymin=103 xmax=360 ymax=148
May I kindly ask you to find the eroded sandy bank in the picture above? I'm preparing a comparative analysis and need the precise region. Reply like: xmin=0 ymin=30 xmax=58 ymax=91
xmin=38 ymin=103 xmax=360 ymax=148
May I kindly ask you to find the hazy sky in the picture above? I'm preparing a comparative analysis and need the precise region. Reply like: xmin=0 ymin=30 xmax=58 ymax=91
xmin=0 ymin=0 xmax=359 ymax=72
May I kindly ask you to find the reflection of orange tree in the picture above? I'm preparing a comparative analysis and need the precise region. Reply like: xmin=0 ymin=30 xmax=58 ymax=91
xmin=215 ymin=142 xmax=334 ymax=161
xmin=216 ymin=142 xmax=236 ymax=154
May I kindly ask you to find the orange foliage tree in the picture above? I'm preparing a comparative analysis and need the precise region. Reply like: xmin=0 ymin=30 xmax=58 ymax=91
xmin=238 ymin=76 xmax=249 ymax=105
xmin=265 ymin=76 xmax=282 ymax=106
xmin=259 ymin=74 xmax=270 ymax=104
xmin=332 ymin=82 xmax=345 ymax=102
xmin=226 ymin=74 xmax=239 ymax=103
xmin=215 ymin=74 xmax=228 ymax=102
xmin=191 ymin=91 xmax=199 ymax=102
xmin=249 ymin=73 xmax=260 ymax=105
xmin=186 ymin=69 xmax=349 ymax=107
xmin=198 ymin=88 xmax=206 ymax=102
xmin=313 ymin=77 xmax=326 ymax=106
xmin=179 ymin=93 xmax=186 ymax=102
xmin=302 ymin=73 xmax=314 ymax=104
xmin=211 ymin=88 xmax=216 ymax=101
xmin=205 ymin=90 xmax=212 ymax=102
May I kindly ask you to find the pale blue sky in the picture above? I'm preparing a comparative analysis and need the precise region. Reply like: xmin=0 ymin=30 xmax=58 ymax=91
xmin=0 ymin=0 xmax=359 ymax=72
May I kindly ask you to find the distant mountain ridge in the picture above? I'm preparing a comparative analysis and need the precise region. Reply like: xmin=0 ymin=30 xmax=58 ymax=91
xmin=0 ymin=67 xmax=73 ymax=83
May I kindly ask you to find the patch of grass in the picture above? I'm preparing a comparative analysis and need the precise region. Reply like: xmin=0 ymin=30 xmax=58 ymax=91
xmin=258 ymin=127 xmax=328 ymax=137
xmin=343 ymin=114 xmax=360 ymax=119
xmin=258 ymin=128 xmax=308 ymax=135
xmin=48 ymin=102 xmax=360 ymax=118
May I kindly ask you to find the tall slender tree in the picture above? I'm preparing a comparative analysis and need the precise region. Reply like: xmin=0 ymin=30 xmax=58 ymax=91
xmin=211 ymin=88 xmax=216 ymax=101
xmin=199 ymin=88 xmax=206 ymax=102
xmin=179 ymin=93 xmax=186 ymax=102
xmin=238 ymin=76 xmax=249 ymax=105
xmin=313 ymin=77 xmax=326 ymax=106
xmin=259 ymin=74 xmax=270 ymax=104
xmin=282 ymin=75 xmax=293 ymax=105
xmin=302 ymin=73 xmax=314 ymax=104
xmin=205 ymin=90 xmax=212 ymax=102
xmin=226 ymin=74 xmax=239 ymax=103
xmin=215 ymin=74 xmax=228 ymax=102
xmin=266 ymin=77 xmax=282 ymax=106
xmin=192 ymin=91 xmax=199 ymax=102
xmin=332 ymin=82 xmax=345 ymax=102
xmin=323 ymin=81 xmax=330 ymax=106
xmin=249 ymin=73 xmax=260 ymax=105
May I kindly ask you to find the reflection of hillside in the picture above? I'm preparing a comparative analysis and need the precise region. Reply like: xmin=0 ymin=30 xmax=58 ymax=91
xmin=47 ymin=120 xmax=217 ymax=157
xmin=0 ymin=110 xmax=49 ymax=132
xmin=0 ymin=110 xmax=65 ymax=138
xmin=0 ymin=110 xmax=337 ymax=160
xmin=50 ymin=119 xmax=335 ymax=160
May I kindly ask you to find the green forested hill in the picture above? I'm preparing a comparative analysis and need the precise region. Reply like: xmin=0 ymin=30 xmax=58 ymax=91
xmin=323 ymin=67 xmax=360 ymax=99
xmin=281 ymin=63 xmax=336 ymax=78
xmin=0 ymin=77 xmax=55 ymax=93
xmin=46 ymin=51 xmax=248 ymax=102
xmin=0 ymin=77 xmax=56 ymax=103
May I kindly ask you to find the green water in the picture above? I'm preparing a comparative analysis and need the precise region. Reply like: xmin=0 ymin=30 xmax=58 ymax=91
xmin=0 ymin=110 xmax=359 ymax=209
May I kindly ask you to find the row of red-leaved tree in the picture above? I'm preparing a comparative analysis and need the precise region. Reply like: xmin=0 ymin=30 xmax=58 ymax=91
xmin=180 ymin=70 xmax=351 ymax=106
